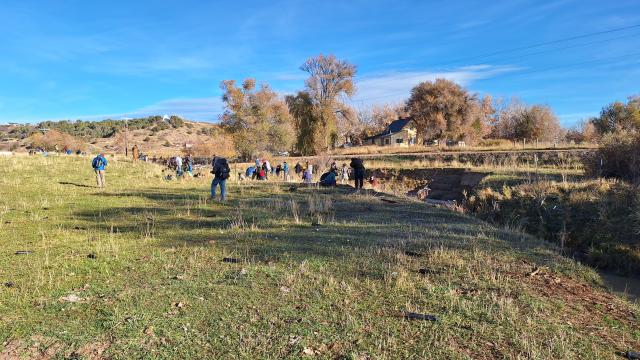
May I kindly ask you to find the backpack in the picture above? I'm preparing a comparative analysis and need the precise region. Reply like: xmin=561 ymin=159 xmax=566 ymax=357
xmin=92 ymin=156 xmax=104 ymax=169
xmin=350 ymin=158 xmax=364 ymax=170
xmin=215 ymin=160 xmax=230 ymax=180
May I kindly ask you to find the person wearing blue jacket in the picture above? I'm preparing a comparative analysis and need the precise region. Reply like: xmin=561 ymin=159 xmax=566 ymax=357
xmin=246 ymin=166 xmax=256 ymax=179
xmin=319 ymin=169 xmax=337 ymax=186
xmin=91 ymin=153 xmax=108 ymax=188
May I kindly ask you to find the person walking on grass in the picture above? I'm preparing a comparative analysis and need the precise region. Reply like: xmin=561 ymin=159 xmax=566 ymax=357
xmin=262 ymin=160 xmax=270 ymax=180
xmin=302 ymin=167 xmax=313 ymax=184
xmin=306 ymin=161 xmax=313 ymax=177
xmin=283 ymin=161 xmax=290 ymax=182
xmin=350 ymin=157 xmax=365 ymax=189
xmin=185 ymin=154 xmax=194 ymax=177
xmin=294 ymin=162 xmax=302 ymax=178
xmin=211 ymin=157 xmax=231 ymax=201
xmin=175 ymin=155 xmax=183 ymax=179
xmin=132 ymin=145 xmax=139 ymax=161
xmin=340 ymin=163 xmax=349 ymax=184
xmin=264 ymin=159 xmax=272 ymax=177
xmin=91 ymin=153 xmax=108 ymax=188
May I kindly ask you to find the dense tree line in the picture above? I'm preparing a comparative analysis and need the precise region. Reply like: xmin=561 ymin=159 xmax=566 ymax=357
xmin=36 ymin=115 xmax=185 ymax=140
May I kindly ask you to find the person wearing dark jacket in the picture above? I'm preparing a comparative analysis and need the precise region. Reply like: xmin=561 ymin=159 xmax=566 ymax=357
xmin=211 ymin=157 xmax=230 ymax=201
xmin=349 ymin=157 xmax=365 ymax=189
xmin=320 ymin=170 xmax=337 ymax=186
xmin=294 ymin=162 xmax=302 ymax=178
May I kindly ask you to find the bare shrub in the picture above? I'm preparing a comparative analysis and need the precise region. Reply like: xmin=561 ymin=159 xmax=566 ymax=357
xmin=186 ymin=137 xmax=236 ymax=159
xmin=307 ymin=194 xmax=334 ymax=224
xmin=583 ymin=130 xmax=640 ymax=183
xmin=289 ymin=199 xmax=300 ymax=224
xmin=28 ymin=130 xmax=87 ymax=151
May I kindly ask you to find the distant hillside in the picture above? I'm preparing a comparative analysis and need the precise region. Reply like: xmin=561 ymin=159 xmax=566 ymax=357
xmin=0 ymin=117 xmax=226 ymax=156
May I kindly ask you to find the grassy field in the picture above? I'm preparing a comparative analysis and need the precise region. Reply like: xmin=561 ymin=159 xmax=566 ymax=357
xmin=1 ymin=155 xmax=639 ymax=359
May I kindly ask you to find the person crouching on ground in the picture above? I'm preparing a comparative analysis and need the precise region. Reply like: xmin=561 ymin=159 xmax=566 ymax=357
xmin=246 ymin=165 xmax=256 ymax=179
xmin=320 ymin=168 xmax=337 ymax=186
xmin=257 ymin=167 xmax=266 ymax=180
xmin=211 ymin=157 xmax=230 ymax=201
xmin=368 ymin=176 xmax=380 ymax=189
xmin=91 ymin=152 xmax=108 ymax=188
xmin=350 ymin=157 xmax=365 ymax=189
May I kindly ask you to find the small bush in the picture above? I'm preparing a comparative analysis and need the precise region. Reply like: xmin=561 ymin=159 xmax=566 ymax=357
xmin=477 ymin=139 xmax=513 ymax=148
xmin=466 ymin=180 xmax=640 ymax=274
xmin=168 ymin=116 xmax=184 ymax=128
xmin=583 ymin=130 xmax=640 ymax=183
xmin=143 ymin=136 xmax=151 ymax=142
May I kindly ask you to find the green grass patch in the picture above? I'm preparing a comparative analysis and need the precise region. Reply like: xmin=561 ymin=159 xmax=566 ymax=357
xmin=0 ymin=155 xmax=638 ymax=359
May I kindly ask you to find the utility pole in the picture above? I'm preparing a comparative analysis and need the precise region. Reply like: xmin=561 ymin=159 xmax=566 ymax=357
xmin=123 ymin=117 xmax=132 ymax=157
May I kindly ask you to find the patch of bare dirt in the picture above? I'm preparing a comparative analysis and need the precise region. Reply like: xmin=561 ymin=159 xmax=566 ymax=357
xmin=370 ymin=168 xmax=489 ymax=201
xmin=515 ymin=265 xmax=640 ymax=350
xmin=0 ymin=336 xmax=61 ymax=360
xmin=70 ymin=341 xmax=110 ymax=360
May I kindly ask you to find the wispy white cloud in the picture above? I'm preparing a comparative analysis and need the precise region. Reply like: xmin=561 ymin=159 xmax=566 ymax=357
xmin=132 ymin=97 xmax=223 ymax=121
xmin=82 ymin=55 xmax=215 ymax=76
xmin=350 ymin=65 xmax=521 ymax=107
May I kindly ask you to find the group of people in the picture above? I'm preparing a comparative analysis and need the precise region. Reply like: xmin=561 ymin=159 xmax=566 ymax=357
xmin=243 ymin=159 xmax=291 ymax=181
xmin=90 ymin=151 xmax=375 ymax=200
xmin=317 ymin=158 xmax=370 ymax=188
xmin=241 ymin=158 xmax=374 ymax=190
xmin=167 ymin=154 xmax=194 ymax=179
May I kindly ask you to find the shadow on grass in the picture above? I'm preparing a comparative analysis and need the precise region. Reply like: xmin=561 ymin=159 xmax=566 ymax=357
xmin=72 ymin=183 xmax=556 ymax=269
xmin=59 ymin=181 xmax=95 ymax=188
xmin=94 ymin=187 xmax=205 ymax=202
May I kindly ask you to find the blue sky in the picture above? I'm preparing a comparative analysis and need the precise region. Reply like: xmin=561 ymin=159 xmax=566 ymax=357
xmin=1 ymin=0 xmax=639 ymax=126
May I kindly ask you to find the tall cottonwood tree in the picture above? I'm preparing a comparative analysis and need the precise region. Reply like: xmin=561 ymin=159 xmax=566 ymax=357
xmin=220 ymin=79 xmax=294 ymax=160
xmin=288 ymin=54 xmax=356 ymax=154
xmin=590 ymin=96 xmax=640 ymax=135
xmin=286 ymin=91 xmax=320 ymax=155
xmin=512 ymin=105 xmax=562 ymax=142
xmin=491 ymin=98 xmax=563 ymax=142
xmin=405 ymin=79 xmax=476 ymax=142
